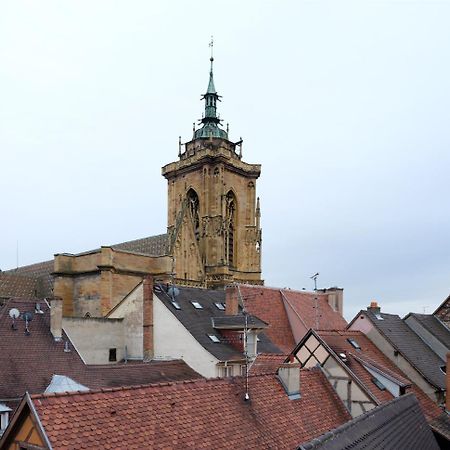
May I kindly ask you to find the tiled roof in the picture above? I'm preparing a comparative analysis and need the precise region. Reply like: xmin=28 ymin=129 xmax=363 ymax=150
xmin=406 ymin=313 xmax=450 ymax=349
xmin=430 ymin=413 xmax=450 ymax=441
xmin=0 ymin=298 xmax=201 ymax=404
xmin=153 ymin=284 xmax=281 ymax=361
xmin=238 ymin=286 xmax=347 ymax=353
xmin=318 ymin=330 xmax=442 ymax=421
xmin=111 ymin=233 xmax=168 ymax=256
xmin=0 ymin=273 xmax=40 ymax=299
xmin=299 ymin=393 xmax=439 ymax=450
xmin=249 ymin=353 xmax=288 ymax=375
xmin=2 ymin=260 xmax=54 ymax=298
xmin=363 ymin=310 xmax=446 ymax=390
xmin=30 ymin=368 xmax=351 ymax=450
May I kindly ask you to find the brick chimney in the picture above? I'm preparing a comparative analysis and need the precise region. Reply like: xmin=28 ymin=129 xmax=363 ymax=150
xmin=225 ymin=285 xmax=239 ymax=316
xmin=367 ymin=300 xmax=381 ymax=314
xmin=143 ymin=276 xmax=154 ymax=362
xmin=446 ymin=353 xmax=450 ymax=413
xmin=278 ymin=363 xmax=301 ymax=399
xmin=50 ymin=297 xmax=63 ymax=341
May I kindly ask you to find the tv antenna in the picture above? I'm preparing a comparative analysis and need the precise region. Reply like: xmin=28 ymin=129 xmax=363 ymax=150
xmin=9 ymin=308 xmax=20 ymax=330
xmin=22 ymin=311 xmax=33 ymax=336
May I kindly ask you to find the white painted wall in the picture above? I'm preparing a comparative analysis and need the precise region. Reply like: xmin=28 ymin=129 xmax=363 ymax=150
xmin=108 ymin=284 xmax=143 ymax=360
xmin=62 ymin=317 xmax=124 ymax=364
xmin=153 ymin=295 xmax=219 ymax=378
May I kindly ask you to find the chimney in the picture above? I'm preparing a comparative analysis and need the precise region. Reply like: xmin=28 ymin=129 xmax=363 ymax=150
xmin=50 ymin=297 xmax=63 ymax=341
xmin=321 ymin=287 xmax=344 ymax=315
xmin=367 ymin=300 xmax=381 ymax=314
xmin=446 ymin=353 xmax=450 ymax=413
xmin=278 ymin=363 xmax=301 ymax=399
xmin=143 ymin=276 xmax=154 ymax=361
xmin=225 ymin=285 xmax=239 ymax=316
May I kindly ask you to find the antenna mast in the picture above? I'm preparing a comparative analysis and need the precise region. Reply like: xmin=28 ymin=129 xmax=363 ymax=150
xmin=310 ymin=273 xmax=319 ymax=329
xmin=236 ymin=284 xmax=251 ymax=401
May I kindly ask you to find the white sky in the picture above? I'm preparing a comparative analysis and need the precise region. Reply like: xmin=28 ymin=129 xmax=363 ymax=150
xmin=1 ymin=1 xmax=449 ymax=321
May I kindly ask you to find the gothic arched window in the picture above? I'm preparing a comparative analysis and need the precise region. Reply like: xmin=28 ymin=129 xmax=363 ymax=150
xmin=225 ymin=191 xmax=236 ymax=267
xmin=187 ymin=189 xmax=200 ymax=241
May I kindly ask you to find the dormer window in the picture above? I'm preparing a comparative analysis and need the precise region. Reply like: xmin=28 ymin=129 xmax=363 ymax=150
xmin=0 ymin=403 xmax=12 ymax=436
xmin=191 ymin=301 xmax=203 ymax=309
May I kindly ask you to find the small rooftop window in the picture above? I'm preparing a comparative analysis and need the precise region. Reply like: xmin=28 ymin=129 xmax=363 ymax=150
xmin=347 ymin=338 xmax=361 ymax=350
xmin=171 ymin=301 xmax=181 ymax=310
xmin=191 ymin=301 xmax=203 ymax=309
xmin=372 ymin=377 xmax=386 ymax=391
xmin=214 ymin=302 xmax=225 ymax=310
xmin=208 ymin=334 xmax=220 ymax=343
xmin=375 ymin=314 xmax=384 ymax=321
xmin=440 ymin=365 xmax=446 ymax=375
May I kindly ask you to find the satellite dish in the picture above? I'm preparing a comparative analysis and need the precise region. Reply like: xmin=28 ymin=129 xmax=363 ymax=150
xmin=22 ymin=312 xmax=34 ymax=322
xmin=167 ymin=286 xmax=180 ymax=298
xmin=9 ymin=308 xmax=20 ymax=319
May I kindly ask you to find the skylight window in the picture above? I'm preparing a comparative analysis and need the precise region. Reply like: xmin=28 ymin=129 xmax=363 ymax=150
xmin=440 ymin=365 xmax=446 ymax=374
xmin=208 ymin=334 xmax=220 ymax=343
xmin=214 ymin=302 xmax=225 ymax=310
xmin=372 ymin=377 xmax=386 ymax=391
xmin=171 ymin=301 xmax=181 ymax=310
xmin=347 ymin=338 xmax=361 ymax=350
xmin=375 ymin=314 xmax=384 ymax=321
xmin=191 ymin=301 xmax=203 ymax=309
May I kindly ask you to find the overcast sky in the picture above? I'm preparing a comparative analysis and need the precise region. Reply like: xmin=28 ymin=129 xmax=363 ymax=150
xmin=1 ymin=1 xmax=449 ymax=321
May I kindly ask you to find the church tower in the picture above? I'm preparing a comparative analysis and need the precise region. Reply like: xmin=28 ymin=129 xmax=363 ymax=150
xmin=162 ymin=48 xmax=262 ymax=288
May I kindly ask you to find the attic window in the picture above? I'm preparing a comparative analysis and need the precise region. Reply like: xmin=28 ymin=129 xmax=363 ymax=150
xmin=440 ymin=365 xmax=446 ymax=374
xmin=214 ymin=302 xmax=226 ymax=310
xmin=372 ymin=377 xmax=386 ymax=391
xmin=347 ymin=338 xmax=361 ymax=350
xmin=171 ymin=301 xmax=181 ymax=310
xmin=191 ymin=301 xmax=203 ymax=309
xmin=208 ymin=334 xmax=220 ymax=343
xmin=375 ymin=314 xmax=384 ymax=320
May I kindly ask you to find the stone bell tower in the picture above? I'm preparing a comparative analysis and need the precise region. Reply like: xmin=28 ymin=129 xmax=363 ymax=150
xmin=161 ymin=48 xmax=263 ymax=288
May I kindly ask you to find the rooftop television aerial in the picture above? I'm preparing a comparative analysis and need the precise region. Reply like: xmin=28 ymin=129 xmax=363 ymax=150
xmin=22 ymin=311 xmax=34 ymax=336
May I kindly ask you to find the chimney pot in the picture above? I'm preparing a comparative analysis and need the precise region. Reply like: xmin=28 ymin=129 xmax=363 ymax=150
xmin=50 ymin=297 xmax=63 ymax=341
xmin=367 ymin=300 xmax=381 ymax=314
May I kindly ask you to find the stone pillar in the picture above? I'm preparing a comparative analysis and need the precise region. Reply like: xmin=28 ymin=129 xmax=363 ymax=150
xmin=50 ymin=297 xmax=63 ymax=341
xmin=143 ymin=276 xmax=154 ymax=361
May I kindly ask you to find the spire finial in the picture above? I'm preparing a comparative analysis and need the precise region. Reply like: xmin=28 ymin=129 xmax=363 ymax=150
xmin=209 ymin=36 xmax=214 ymax=70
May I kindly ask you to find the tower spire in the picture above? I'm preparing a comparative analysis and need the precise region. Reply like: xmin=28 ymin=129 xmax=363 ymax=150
xmin=193 ymin=38 xmax=228 ymax=140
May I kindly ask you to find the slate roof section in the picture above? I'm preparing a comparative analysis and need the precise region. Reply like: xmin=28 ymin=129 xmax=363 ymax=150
xmin=27 ymin=368 xmax=351 ymax=450
xmin=406 ymin=313 xmax=450 ymax=349
xmin=111 ymin=233 xmax=168 ymax=256
xmin=362 ymin=310 xmax=446 ymax=390
xmin=212 ymin=315 xmax=268 ymax=329
xmin=237 ymin=285 xmax=347 ymax=352
xmin=0 ymin=298 xmax=201 ymax=405
xmin=318 ymin=330 xmax=442 ymax=422
xmin=153 ymin=285 xmax=281 ymax=361
xmin=298 ymin=393 xmax=439 ymax=450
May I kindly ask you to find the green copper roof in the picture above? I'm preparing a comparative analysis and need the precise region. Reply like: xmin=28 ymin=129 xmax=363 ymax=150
xmin=194 ymin=56 xmax=228 ymax=140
